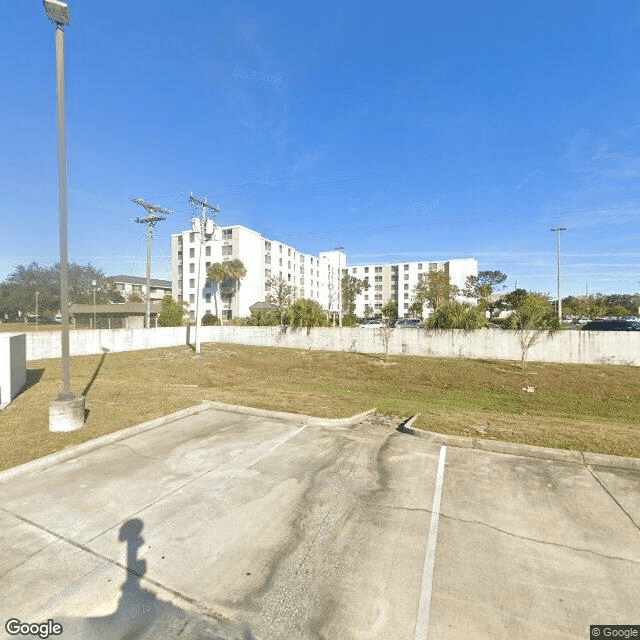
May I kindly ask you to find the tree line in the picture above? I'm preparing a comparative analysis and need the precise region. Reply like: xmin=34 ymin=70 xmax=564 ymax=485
xmin=0 ymin=262 xmax=124 ymax=320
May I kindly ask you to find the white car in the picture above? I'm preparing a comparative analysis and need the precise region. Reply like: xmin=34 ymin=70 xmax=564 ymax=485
xmin=357 ymin=319 xmax=385 ymax=328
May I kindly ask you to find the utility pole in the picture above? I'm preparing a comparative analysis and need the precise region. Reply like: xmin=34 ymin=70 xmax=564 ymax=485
xmin=551 ymin=227 xmax=567 ymax=322
xmin=189 ymin=192 xmax=220 ymax=355
xmin=132 ymin=199 xmax=173 ymax=328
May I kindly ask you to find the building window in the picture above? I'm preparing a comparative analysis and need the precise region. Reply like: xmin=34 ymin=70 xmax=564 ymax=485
xmin=178 ymin=236 xmax=183 ymax=245
xmin=375 ymin=285 xmax=382 ymax=291
xmin=205 ymin=294 xmax=211 ymax=302
xmin=189 ymin=279 xmax=195 ymax=288
xmin=279 ymin=258 xmax=283 ymax=266
xmin=189 ymin=248 xmax=195 ymax=258
xmin=279 ymin=245 xmax=283 ymax=253
xmin=418 ymin=263 xmax=423 ymax=270
xmin=375 ymin=303 xmax=382 ymax=309
xmin=222 ymin=229 xmax=233 ymax=238
xmin=189 ymin=263 xmax=195 ymax=273
xmin=178 ymin=294 xmax=183 ymax=301
xmin=375 ymin=266 xmax=382 ymax=273
xmin=352 ymin=268 xmax=357 ymax=274
xmin=364 ymin=295 xmax=369 ymax=301
xmin=404 ymin=274 xmax=409 ymax=280
xmin=189 ymin=294 xmax=195 ymax=303
xmin=288 ymin=248 xmax=291 ymax=256
xmin=375 ymin=275 xmax=382 ymax=282
xmin=205 ymin=246 xmax=211 ymax=256
xmin=404 ymin=284 xmax=409 ymax=290
xmin=189 ymin=233 xmax=195 ymax=242
xmin=364 ymin=267 xmax=369 ymax=273
xmin=404 ymin=293 xmax=409 ymax=299
xmin=404 ymin=264 xmax=409 ymax=270
xmin=429 ymin=262 xmax=438 ymax=271
xmin=222 ymin=245 xmax=232 ymax=256
xmin=265 ymin=255 xmax=271 ymax=265
xmin=178 ymin=266 xmax=183 ymax=276
xmin=265 ymin=268 xmax=271 ymax=277
xmin=206 ymin=262 xmax=211 ymax=269
xmin=288 ymin=261 xmax=291 ymax=269
xmin=265 ymin=241 xmax=271 ymax=251
xmin=375 ymin=294 xmax=382 ymax=300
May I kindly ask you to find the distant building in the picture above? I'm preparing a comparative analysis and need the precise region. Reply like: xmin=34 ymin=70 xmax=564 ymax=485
xmin=70 ymin=302 xmax=161 ymax=330
xmin=171 ymin=223 xmax=477 ymax=321
xmin=347 ymin=258 xmax=477 ymax=318
xmin=108 ymin=275 xmax=172 ymax=302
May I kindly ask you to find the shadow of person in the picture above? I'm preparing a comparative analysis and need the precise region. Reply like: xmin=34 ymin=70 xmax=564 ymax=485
xmin=31 ymin=519 xmax=257 ymax=640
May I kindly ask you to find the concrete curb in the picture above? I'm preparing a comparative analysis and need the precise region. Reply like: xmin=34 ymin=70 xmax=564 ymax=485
xmin=0 ymin=402 xmax=377 ymax=483
xmin=199 ymin=400 xmax=377 ymax=428
xmin=398 ymin=414 xmax=640 ymax=472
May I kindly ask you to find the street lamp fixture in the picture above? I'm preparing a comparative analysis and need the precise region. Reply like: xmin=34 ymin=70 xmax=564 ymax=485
xmin=43 ymin=0 xmax=71 ymax=26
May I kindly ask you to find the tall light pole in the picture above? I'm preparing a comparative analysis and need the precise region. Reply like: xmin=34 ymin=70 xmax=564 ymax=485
xmin=335 ymin=247 xmax=344 ymax=327
xmin=92 ymin=279 xmax=97 ymax=329
xmin=35 ymin=291 xmax=39 ymax=331
xmin=44 ymin=0 xmax=85 ymax=431
xmin=551 ymin=227 xmax=567 ymax=322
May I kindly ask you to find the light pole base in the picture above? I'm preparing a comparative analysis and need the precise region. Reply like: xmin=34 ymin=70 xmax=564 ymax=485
xmin=49 ymin=395 xmax=85 ymax=432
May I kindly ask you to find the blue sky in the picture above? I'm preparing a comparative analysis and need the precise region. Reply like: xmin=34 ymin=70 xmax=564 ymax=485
xmin=2 ymin=0 xmax=640 ymax=297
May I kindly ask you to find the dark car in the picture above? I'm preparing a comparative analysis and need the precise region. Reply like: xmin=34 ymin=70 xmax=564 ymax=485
xmin=581 ymin=319 xmax=640 ymax=331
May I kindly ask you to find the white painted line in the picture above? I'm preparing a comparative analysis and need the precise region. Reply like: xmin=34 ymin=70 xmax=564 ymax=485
xmin=414 ymin=445 xmax=447 ymax=640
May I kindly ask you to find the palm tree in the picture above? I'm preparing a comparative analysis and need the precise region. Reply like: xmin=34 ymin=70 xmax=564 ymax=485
xmin=224 ymin=259 xmax=247 ymax=320
xmin=206 ymin=262 xmax=227 ymax=322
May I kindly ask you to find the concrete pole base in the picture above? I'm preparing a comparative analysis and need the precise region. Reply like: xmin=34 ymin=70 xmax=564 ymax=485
xmin=49 ymin=395 xmax=86 ymax=432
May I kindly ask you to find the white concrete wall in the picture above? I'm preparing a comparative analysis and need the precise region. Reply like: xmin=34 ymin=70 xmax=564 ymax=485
xmin=23 ymin=326 xmax=640 ymax=367
xmin=0 ymin=333 xmax=27 ymax=408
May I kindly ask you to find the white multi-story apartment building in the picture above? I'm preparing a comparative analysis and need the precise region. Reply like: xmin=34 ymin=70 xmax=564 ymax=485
xmin=171 ymin=222 xmax=477 ymax=321
xmin=172 ymin=224 xmax=338 ymax=321
xmin=345 ymin=258 xmax=477 ymax=318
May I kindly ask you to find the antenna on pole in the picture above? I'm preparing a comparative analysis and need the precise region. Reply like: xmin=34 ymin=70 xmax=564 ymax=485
xmin=131 ymin=198 xmax=173 ymax=328
xmin=189 ymin=192 xmax=220 ymax=355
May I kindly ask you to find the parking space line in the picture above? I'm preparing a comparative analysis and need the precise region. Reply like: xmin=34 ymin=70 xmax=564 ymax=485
xmin=414 ymin=445 xmax=447 ymax=640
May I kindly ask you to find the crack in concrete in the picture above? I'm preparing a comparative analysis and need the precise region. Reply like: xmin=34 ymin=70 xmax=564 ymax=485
xmin=437 ymin=510 xmax=640 ymax=567
xmin=585 ymin=466 xmax=640 ymax=534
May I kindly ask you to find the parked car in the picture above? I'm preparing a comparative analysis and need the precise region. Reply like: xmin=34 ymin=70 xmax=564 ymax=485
xmin=581 ymin=319 xmax=640 ymax=331
xmin=395 ymin=318 xmax=422 ymax=328
xmin=357 ymin=319 xmax=385 ymax=328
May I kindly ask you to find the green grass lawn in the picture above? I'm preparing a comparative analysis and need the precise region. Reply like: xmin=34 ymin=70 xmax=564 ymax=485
xmin=0 ymin=322 xmax=60 ymax=332
xmin=1 ymin=343 xmax=639 ymax=471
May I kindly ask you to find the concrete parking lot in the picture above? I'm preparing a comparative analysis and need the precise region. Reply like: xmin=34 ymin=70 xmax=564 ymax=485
xmin=0 ymin=404 xmax=638 ymax=639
